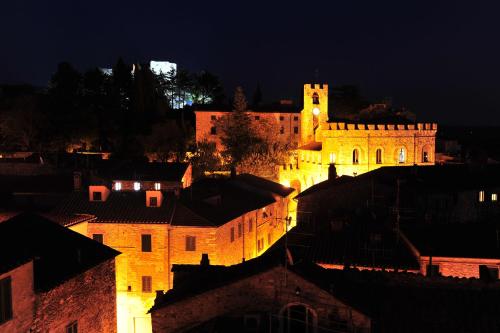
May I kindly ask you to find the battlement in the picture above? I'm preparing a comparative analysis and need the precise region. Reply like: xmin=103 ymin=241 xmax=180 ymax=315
xmin=305 ymin=83 xmax=328 ymax=90
xmin=326 ymin=122 xmax=438 ymax=131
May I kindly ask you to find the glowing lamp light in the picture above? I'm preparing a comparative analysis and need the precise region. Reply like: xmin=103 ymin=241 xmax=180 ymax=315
xmin=312 ymin=107 xmax=320 ymax=116
xmin=115 ymin=182 xmax=122 ymax=191
xmin=282 ymin=180 xmax=290 ymax=188
xmin=134 ymin=182 xmax=141 ymax=191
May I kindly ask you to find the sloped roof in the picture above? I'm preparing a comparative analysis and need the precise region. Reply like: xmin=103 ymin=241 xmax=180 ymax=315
xmin=94 ymin=160 xmax=190 ymax=182
xmin=0 ymin=213 xmax=119 ymax=292
xmin=298 ymin=141 xmax=322 ymax=151
xmin=402 ymin=223 xmax=500 ymax=259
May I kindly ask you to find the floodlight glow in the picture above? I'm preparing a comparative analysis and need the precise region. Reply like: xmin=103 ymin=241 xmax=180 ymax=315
xmin=312 ymin=107 xmax=320 ymax=116
xmin=134 ymin=182 xmax=141 ymax=191
xmin=150 ymin=61 xmax=177 ymax=75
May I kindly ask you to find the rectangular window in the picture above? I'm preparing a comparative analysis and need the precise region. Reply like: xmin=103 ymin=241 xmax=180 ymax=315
xmin=210 ymin=126 xmax=217 ymax=135
xmin=115 ymin=182 xmax=122 ymax=191
xmin=141 ymin=234 xmax=152 ymax=252
xmin=423 ymin=151 xmax=429 ymax=163
xmin=279 ymin=126 xmax=284 ymax=134
xmin=0 ymin=277 xmax=12 ymax=324
xmin=149 ymin=196 xmax=158 ymax=207
xmin=293 ymin=126 xmax=298 ymax=134
xmin=230 ymin=227 xmax=235 ymax=242
xmin=154 ymin=182 xmax=161 ymax=190
xmin=142 ymin=276 xmax=152 ymax=293
xmin=479 ymin=190 xmax=485 ymax=202
xmin=66 ymin=321 xmax=78 ymax=333
xmin=248 ymin=218 xmax=253 ymax=232
xmin=293 ymin=116 xmax=299 ymax=121
xmin=134 ymin=182 xmax=141 ymax=191
xmin=185 ymin=236 xmax=196 ymax=251
xmin=258 ymin=238 xmax=264 ymax=252
xmin=92 ymin=234 xmax=103 ymax=243
xmin=268 ymin=233 xmax=272 ymax=246
xmin=255 ymin=116 xmax=260 ymax=120
xmin=492 ymin=193 xmax=497 ymax=202
xmin=92 ymin=191 xmax=102 ymax=201
xmin=211 ymin=115 xmax=216 ymax=120
xmin=238 ymin=223 xmax=242 ymax=238
xmin=279 ymin=116 xmax=284 ymax=121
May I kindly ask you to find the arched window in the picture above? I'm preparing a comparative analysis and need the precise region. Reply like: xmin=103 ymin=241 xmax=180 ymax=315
xmin=329 ymin=152 xmax=336 ymax=164
xmin=376 ymin=149 xmax=382 ymax=164
xmin=312 ymin=92 xmax=319 ymax=105
xmin=398 ymin=148 xmax=406 ymax=163
xmin=352 ymin=149 xmax=359 ymax=165
xmin=280 ymin=303 xmax=317 ymax=333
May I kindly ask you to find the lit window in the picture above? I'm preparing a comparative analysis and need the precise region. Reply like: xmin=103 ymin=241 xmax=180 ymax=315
xmin=479 ymin=190 xmax=485 ymax=202
xmin=185 ymin=236 xmax=196 ymax=251
xmin=154 ymin=182 xmax=161 ymax=190
xmin=92 ymin=234 xmax=103 ymax=243
xmin=398 ymin=148 xmax=406 ymax=163
xmin=352 ymin=149 xmax=359 ymax=165
xmin=0 ymin=277 xmax=12 ymax=324
xmin=142 ymin=276 xmax=152 ymax=293
xmin=66 ymin=321 xmax=78 ymax=333
xmin=115 ymin=182 xmax=122 ymax=191
xmin=492 ymin=193 xmax=498 ymax=202
xmin=376 ymin=149 xmax=382 ymax=164
xmin=329 ymin=152 xmax=336 ymax=164
xmin=134 ymin=182 xmax=141 ymax=191
xmin=423 ymin=151 xmax=429 ymax=163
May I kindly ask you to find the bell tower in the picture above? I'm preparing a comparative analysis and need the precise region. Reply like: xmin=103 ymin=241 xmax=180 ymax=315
xmin=301 ymin=83 xmax=329 ymax=144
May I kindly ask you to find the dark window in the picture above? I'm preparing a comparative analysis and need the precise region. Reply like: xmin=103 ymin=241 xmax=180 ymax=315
xmin=211 ymin=115 xmax=216 ymax=120
xmin=249 ymin=218 xmax=253 ymax=232
xmin=255 ymin=116 xmax=260 ymax=120
xmin=230 ymin=227 xmax=235 ymax=242
xmin=423 ymin=151 xmax=429 ymax=163
xmin=0 ymin=277 xmax=12 ymax=324
xmin=293 ymin=116 xmax=299 ymax=121
xmin=141 ymin=234 xmax=152 ymax=252
xmin=352 ymin=149 xmax=359 ymax=164
xmin=312 ymin=92 xmax=320 ymax=104
xmin=210 ymin=126 xmax=217 ymax=135
xmin=149 ymin=196 xmax=158 ymax=207
xmin=92 ymin=191 xmax=102 ymax=201
xmin=279 ymin=116 xmax=284 ymax=121
xmin=293 ymin=126 xmax=299 ymax=134
xmin=267 ymin=233 xmax=271 ymax=245
xmin=376 ymin=149 xmax=382 ymax=164
xmin=92 ymin=234 xmax=103 ymax=243
xmin=238 ymin=223 xmax=242 ymax=238
xmin=280 ymin=126 xmax=284 ymax=134
xmin=66 ymin=321 xmax=78 ymax=333
xmin=185 ymin=236 xmax=196 ymax=251
xmin=142 ymin=276 xmax=152 ymax=293
xmin=258 ymin=238 xmax=264 ymax=252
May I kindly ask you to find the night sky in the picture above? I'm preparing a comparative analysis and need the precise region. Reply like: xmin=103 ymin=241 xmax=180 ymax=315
xmin=2 ymin=0 xmax=500 ymax=125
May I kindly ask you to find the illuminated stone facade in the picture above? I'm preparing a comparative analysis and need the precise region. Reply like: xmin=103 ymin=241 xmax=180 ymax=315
xmin=58 ymin=176 xmax=294 ymax=333
xmin=195 ymin=84 xmax=437 ymax=192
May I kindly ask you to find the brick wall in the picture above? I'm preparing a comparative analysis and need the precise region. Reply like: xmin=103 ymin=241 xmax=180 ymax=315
xmin=151 ymin=266 xmax=370 ymax=332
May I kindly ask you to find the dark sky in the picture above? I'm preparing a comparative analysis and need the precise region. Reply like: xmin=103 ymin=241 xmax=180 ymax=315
xmin=1 ymin=0 xmax=500 ymax=125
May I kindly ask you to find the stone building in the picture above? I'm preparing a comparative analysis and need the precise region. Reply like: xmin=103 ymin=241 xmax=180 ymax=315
xmin=0 ymin=213 xmax=119 ymax=333
xmin=51 ymin=174 xmax=294 ymax=333
xmin=195 ymin=83 xmax=437 ymax=192
xmin=150 ymin=254 xmax=371 ymax=333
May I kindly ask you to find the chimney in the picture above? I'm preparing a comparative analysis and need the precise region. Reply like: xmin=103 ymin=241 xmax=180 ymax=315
xmin=200 ymin=253 xmax=210 ymax=267
xmin=328 ymin=163 xmax=337 ymax=180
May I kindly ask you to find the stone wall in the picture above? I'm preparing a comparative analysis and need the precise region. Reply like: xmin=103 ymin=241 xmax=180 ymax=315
xmin=151 ymin=266 xmax=371 ymax=333
xmin=0 ymin=262 xmax=35 ymax=333
xmin=419 ymin=257 xmax=500 ymax=278
xmin=33 ymin=258 xmax=117 ymax=333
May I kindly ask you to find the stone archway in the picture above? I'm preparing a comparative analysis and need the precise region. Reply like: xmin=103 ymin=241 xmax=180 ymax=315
xmin=279 ymin=302 xmax=318 ymax=333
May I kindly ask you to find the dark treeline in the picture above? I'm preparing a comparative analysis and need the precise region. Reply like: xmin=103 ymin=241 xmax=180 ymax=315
xmin=0 ymin=58 xmax=225 ymax=160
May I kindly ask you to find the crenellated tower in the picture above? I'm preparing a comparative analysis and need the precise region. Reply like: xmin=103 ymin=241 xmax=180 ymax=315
xmin=300 ymin=83 xmax=329 ymax=145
